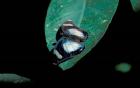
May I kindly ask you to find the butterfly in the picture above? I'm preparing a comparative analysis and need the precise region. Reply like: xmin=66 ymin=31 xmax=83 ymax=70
xmin=52 ymin=20 xmax=88 ymax=65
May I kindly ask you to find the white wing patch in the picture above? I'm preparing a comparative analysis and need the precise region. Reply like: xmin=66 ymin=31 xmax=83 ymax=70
xmin=53 ymin=49 xmax=63 ymax=59
xmin=63 ymin=40 xmax=81 ymax=53
xmin=63 ymin=23 xmax=74 ymax=26
xmin=68 ymin=29 xmax=84 ymax=38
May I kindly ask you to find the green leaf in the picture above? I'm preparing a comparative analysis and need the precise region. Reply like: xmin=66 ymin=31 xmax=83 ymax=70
xmin=115 ymin=63 xmax=132 ymax=73
xmin=130 ymin=0 xmax=140 ymax=12
xmin=45 ymin=0 xmax=119 ymax=70
xmin=0 ymin=74 xmax=31 ymax=83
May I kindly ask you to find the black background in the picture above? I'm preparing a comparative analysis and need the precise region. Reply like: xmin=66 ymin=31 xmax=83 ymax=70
xmin=0 ymin=0 xmax=139 ymax=87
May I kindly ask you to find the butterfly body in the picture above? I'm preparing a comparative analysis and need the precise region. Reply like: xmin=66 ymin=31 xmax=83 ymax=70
xmin=52 ymin=20 xmax=88 ymax=65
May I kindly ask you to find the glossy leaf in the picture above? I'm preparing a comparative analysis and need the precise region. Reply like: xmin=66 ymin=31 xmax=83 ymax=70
xmin=45 ymin=0 xmax=119 ymax=70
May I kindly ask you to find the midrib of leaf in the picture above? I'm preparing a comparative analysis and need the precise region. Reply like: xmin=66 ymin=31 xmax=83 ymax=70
xmin=77 ymin=0 xmax=86 ymax=27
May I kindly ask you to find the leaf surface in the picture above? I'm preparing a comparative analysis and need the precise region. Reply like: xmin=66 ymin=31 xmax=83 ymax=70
xmin=130 ymin=0 xmax=140 ymax=12
xmin=45 ymin=0 xmax=119 ymax=70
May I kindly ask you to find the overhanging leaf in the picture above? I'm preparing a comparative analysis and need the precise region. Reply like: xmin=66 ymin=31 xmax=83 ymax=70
xmin=45 ymin=0 xmax=119 ymax=70
xmin=130 ymin=0 xmax=140 ymax=12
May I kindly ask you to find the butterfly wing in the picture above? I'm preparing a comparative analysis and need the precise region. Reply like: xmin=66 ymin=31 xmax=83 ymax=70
xmin=53 ymin=37 xmax=85 ymax=65
xmin=56 ymin=20 xmax=88 ymax=42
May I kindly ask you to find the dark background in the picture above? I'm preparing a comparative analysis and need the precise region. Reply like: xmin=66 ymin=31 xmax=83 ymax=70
xmin=0 ymin=0 xmax=139 ymax=87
